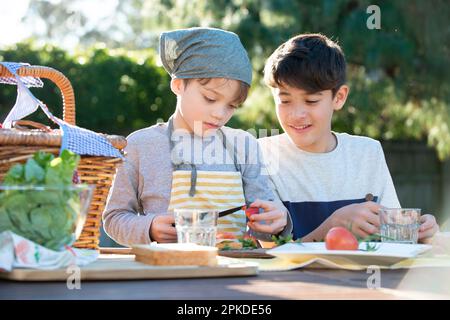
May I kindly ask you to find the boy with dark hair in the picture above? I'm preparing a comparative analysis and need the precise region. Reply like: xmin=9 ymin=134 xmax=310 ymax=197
xmin=257 ymin=33 xmax=439 ymax=243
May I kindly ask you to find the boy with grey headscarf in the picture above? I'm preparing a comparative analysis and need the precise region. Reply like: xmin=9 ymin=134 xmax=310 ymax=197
xmin=103 ymin=27 xmax=292 ymax=247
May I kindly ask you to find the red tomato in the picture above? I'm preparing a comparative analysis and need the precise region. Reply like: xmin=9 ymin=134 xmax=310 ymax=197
xmin=325 ymin=227 xmax=359 ymax=250
xmin=245 ymin=207 xmax=259 ymax=219
xmin=242 ymin=234 xmax=256 ymax=241
xmin=217 ymin=232 xmax=236 ymax=240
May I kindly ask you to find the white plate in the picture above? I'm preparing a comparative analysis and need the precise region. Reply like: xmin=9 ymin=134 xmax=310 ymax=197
xmin=267 ymin=242 xmax=433 ymax=266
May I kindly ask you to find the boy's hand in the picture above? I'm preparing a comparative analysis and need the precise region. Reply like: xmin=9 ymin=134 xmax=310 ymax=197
xmin=149 ymin=215 xmax=177 ymax=243
xmin=330 ymin=202 xmax=382 ymax=238
xmin=247 ymin=199 xmax=287 ymax=235
xmin=419 ymin=214 xmax=439 ymax=244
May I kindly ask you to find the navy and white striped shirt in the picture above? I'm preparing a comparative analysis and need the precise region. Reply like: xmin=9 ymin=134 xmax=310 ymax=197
xmin=259 ymin=132 xmax=400 ymax=240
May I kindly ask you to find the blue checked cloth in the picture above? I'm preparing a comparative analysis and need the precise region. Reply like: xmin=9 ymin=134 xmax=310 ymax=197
xmin=1 ymin=62 xmax=123 ymax=159
xmin=60 ymin=123 xmax=123 ymax=158
xmin=0 ymin=62 xmax=44 ymax=87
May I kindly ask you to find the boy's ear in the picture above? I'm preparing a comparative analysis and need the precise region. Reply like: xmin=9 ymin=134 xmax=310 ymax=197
xmin=333 ymin=85 xmax=349 ymax=111
xmin=170 ymin=78 xmax=184 ymax=96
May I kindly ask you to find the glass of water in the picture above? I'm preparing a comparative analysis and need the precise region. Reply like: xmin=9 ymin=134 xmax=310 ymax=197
xmin=380 ymin=208 xmax=421 ymax=244
xmin=174 ymin=209 xmax=219 ymax=247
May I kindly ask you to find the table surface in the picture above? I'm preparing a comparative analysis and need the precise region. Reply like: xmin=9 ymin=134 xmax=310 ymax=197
xmin=1 ymin=265 xmax=449 ymax=300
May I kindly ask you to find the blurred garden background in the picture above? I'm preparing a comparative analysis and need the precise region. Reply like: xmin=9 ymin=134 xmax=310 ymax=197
xmin=1 ymin=0 xmax=449 ymax=245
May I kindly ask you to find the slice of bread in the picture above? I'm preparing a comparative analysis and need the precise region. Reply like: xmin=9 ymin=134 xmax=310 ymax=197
xmin=131 ymin=243 xmax=218 ymax=266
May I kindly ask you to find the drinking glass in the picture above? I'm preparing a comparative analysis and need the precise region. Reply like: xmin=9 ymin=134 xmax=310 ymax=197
xmin=174 ymin=209 xmax=219 ymax=247
xmin=380 ymin=208 xmax=421 ymax=244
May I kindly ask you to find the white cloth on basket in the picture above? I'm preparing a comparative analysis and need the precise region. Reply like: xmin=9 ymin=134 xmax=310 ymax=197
xmin=0 ymin=62 xmax=43 ymax=129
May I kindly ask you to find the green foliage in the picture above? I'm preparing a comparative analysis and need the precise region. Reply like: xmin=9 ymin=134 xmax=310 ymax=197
xmin=2 ymin=1 xmax=450 ymax=159
xmin=127 ymin=0 xmax=450 ymax=159
xmin=0 ymin=150 xmax=83 ymax=250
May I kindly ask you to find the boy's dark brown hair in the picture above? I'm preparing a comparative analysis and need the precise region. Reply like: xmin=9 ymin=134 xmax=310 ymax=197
xmin=264 ymin=33 xmax=346 ymax=97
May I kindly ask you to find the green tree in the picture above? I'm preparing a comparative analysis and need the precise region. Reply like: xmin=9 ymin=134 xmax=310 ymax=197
xmin=10 ymin=0 xmax=450 ymax=159
xmin=123 ymin=0 xmax=450 ymax=159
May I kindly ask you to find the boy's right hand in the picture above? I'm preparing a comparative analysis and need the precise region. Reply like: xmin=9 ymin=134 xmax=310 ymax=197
xmin=149 ymin=215 xmax=177 ymax=243
xmin=330 ymin=202 xmax=382 ymax=239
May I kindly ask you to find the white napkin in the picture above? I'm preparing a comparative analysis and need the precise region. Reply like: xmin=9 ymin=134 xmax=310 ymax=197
xmin=0 ymin=231 xmax=98 ymax=272
xmin=0 ymin=62 xmax=42 ymax=129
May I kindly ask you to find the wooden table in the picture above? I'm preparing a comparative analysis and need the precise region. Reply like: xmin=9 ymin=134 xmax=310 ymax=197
xmin=1 ymin=266 xmax=449 ymax=300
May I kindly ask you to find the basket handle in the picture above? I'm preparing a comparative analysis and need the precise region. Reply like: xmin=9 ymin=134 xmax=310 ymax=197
xmin=13 ymin=120 xmax=53 ymax=132
xmin=0 ymin=64 xmax=76 ymax=125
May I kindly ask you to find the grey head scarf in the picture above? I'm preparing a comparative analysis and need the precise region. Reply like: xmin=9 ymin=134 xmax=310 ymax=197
xmin=159 ymin=27 xmax=252 ymax=85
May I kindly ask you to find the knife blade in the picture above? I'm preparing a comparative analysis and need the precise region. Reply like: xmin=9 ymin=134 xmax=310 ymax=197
xmin=218 ymin=205 xmax=247 ymax=217
xmin=171 ymin=205 xmax=248 ymax=227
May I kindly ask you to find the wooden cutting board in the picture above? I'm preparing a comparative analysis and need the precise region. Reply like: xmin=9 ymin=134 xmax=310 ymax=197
xmin=0 ymin=254 xmax=258 ymax=282
xmin=99 ymin=247 xmax=274 ymax=259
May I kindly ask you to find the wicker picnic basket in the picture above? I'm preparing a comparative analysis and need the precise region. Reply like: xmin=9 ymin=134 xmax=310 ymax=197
xmin=0 ymin=64 xmax=127 ymax=250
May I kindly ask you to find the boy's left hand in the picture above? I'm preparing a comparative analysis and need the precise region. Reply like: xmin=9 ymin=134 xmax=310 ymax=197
xmin=246 ymin=199 xmax=287 ymax=235
xmin=419 ymin=214 xmax=439 ymax=244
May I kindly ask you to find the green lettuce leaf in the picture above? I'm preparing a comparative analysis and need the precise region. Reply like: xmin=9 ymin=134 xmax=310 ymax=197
xmin=0 ymin=150 xmax=84 ymax=250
